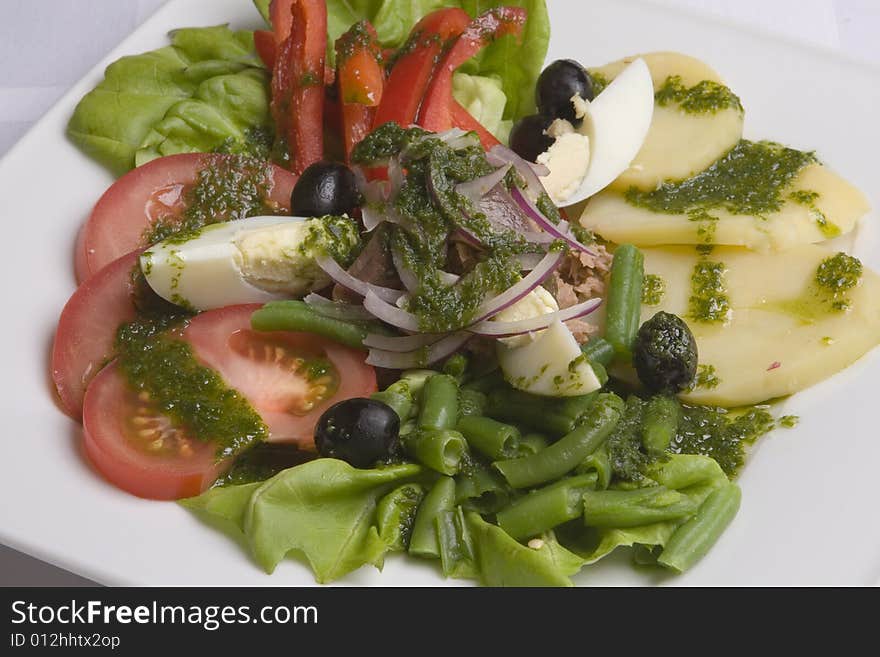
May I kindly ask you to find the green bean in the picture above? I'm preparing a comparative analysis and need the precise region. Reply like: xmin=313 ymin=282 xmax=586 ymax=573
xmin=376 ymin=483 xmax=426 ymax=551
xmin=371 ymin=380 xmax=415 ymax=422
xmin=250 ymin=301 xmax=368 ymax=349
xmin=496 ymin=473 xmax=598 ymax=540
xmin=442 ymin=353 xmax=469 ymax=382
xmin=409 ymin=477 xmax=456 ymax=559
xmin=658 ymin=483 xmax=741 ymax=573
xmin=485 ymin=389 xmax=598 ymax=437
xmin=576 ymin=444 xmax=612 ymax=490
xmin=403 ymin=429 xmax=467 ymax=476
xmin=459 ymin=388 xmax=487 ymax=418
xmin=454 ymin=462 xmax=511 ymax=513
xmin=400 ymin=370 xmax=436 ymax=397
xmin=605 ymin=244 xmax=645 ymax=362
xmin=462 ymin=369 xmax=506 ymax=394
xmin=642 ymin=395 xmax=681 ymax=455
xmin=582 ymin=486 xmax=699 ymax=528
xmin=493 ymin=393 xmax=624 ymax=489
xmin=457 ymin=416 xmax=520 ymax=461
xmin=418 ymin=374 xmax=460 ymax=431
xmin=435 ymin=507 xmax=476 ymax=579
xmin=581 ymin=337 xmax=616 ymax=368
xmin=518 ymin=433 xmax=549 ymax=457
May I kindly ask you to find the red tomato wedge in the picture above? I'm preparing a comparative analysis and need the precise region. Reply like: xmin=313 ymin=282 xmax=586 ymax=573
xmin=82 ymin=362 xmax=228 ymax=500
xmin=183 ymin=305 xmax=378 ymax=448
xmin=52 ymin=250 xmax=140 ymax=420
xmin=417 ymin=7 xmax=526 ymax=149
xmin=76 ymin=153 xmax=297 ymax=283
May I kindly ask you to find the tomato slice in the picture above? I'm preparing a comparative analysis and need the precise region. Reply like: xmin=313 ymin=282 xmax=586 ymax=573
xmin=183 ymin=305 xmax=377 ymax=448
xmin=83 ymin=361 xmax=228 ymax=500
xmin=76 ymin=153 xmax=297 ymax=283
xmin=52 ymin=250 xmax=140 ymax=419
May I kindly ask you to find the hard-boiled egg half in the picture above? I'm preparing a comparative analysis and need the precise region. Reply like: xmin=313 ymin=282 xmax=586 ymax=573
xmin=495 ymin=289 xmax=602 ymax=397
xmin=537 ymin=57 xmax=655 ymax=206
xmin=140 ymin=215 xmax=360 ymax=311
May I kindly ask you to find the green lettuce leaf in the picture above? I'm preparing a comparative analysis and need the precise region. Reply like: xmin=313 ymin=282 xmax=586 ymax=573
xmin=253 ymin=0 xmax=272 ymax=25
xmin=67 ymin=25 xmax=270 ymax=174
xmin=323 ymin=0 xmax=550 ymax=120
xmin=244 ymin=460 xmax=423 ymax=581
xmin=465 ymin=513 xmax=584 ymax=587
xmin=452 ymin=73 xmax=513 ymax=142
xmin=179 ymin=482 xmax=263 ymax=531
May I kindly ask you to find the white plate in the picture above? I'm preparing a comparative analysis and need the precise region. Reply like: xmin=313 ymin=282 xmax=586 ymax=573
xmin=1 ymin=0 xmax=878 ymax=586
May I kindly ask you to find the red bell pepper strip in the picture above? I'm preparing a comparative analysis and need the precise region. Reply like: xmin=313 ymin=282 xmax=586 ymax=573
xmin=372 ymin=8 xmax=470 ymax=130
xmin=254 ymin=29 xmax=277 ymax=69
xmin=269 ymin=0 xmax=295 ymax=41
xmin=270 ymin=0 xmax=327 ymax=174
xmin=417 ymin=7 xmax=526 ymax=149
xmin=336 ymin=22 xmax=385 ymax=161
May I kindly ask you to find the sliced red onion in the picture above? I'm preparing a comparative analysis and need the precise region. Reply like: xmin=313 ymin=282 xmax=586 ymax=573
xmin=316 ymin=256 xmax=404 ymax=304
xmin=388 ymin=156 xmax=405 ymax=196
xmin=363 ymin=332 xmax=445 ymax=353
xmin=451 ymin=227 xmax=484 ymax=249
xmin=366 ymin=332 xmax=471 ymax=369
xmin=391 ymin=246 xmax=419 ymax=293
xmin=363 ymin=290 xmax=421 ymax=332
xmin=469 ymin=297 xmax=603 ymax=338
xmin=510 ymin=186 xmax=597 ymax=256
xmin=304 ymin=293 xmax=375 ymax=321
xmin=487 ymin=144 xmax=547 ymax=198
xmin=361 ymin=203 xmax=387 ymax=232
xmin=530 ymin=161 xmax=550 ymax=177
xmin=438 ymin=271 xmax=460 ymax=286
xmin=455 ymin=164 xmax=511 ymax=206
xmin=472 ymin=250 xmax=563 ymax=324
xmin=514 ymin=253 xmax=545 ymax=270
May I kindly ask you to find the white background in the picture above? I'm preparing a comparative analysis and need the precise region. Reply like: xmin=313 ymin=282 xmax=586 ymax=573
xmin=0 ymin=0 xmax=877 ymax=585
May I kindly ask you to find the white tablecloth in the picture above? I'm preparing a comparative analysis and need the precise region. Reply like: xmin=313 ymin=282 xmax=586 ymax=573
xmin=0 ymin=0 xmax=877 ymax=585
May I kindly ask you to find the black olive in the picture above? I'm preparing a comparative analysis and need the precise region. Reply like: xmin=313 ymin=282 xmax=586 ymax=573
xmin=535 ymin=59 xmax=595 ymax=123
xmin=314 ymin=398 xmax=400 ymax=468
xmin=632 ymin=312 xmax=699 ymax=394
xmin=291 ymin=161 xmax=363 ymax=217
xmin=509 ymin=114 xmax=554 ymax=163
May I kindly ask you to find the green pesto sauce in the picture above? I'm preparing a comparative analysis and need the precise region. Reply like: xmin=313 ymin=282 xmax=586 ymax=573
xmin=688 ymin=364 xmax=721 ymax=391
xmin=354 ymin=122 xmax=540 ymax=332
xmin=115 ymin=316 xmax=268 ymax=460
xmin=145 ymin=154 xmax=283 ymax=245
xmin=654 ymin=75 xmax=743 ymax=114
xmin=779 ymin=415 xmax=800 ymax=428
xmin=774 ymin=252 xmax=864 ymax=320
xmin=815 ymin=252 xmax=862 ymax=309
xmin=789 ymin=190 xmax=840 ymax=239
xmin=689 ymin=260 xmax=731 ymax=324
xmin=215 ymin=444 xmax=312 ymax=487
xmin=214 ymin=126 xmax=273 ymax=161
xmin=625 ymin=140 xmax=818 ymax=217
xmin=300 ymin=215 xmax=362 ymax=268
xmin=671 ymin=405 xmax=775 ymax=476
xmin=641 ymin=274 xmax=666 ymax=306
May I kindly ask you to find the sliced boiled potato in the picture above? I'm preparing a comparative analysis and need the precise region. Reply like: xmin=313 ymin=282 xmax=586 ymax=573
xmin=636 ymin=245 xmax=880 ymax=407
xmin=580 ymin=163 xmax=869 ymax=252
xmin=590 ymin=52 xmax=744 ymax=191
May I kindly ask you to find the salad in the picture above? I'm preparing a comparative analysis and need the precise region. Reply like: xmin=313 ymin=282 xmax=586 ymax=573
xmin=50 ymin=0 xmax=879 ymax=586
